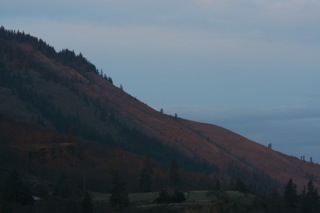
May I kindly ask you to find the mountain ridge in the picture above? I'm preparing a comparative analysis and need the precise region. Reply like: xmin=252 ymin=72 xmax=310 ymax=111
xmin=0 ymin=26 xmax=319 ymax=193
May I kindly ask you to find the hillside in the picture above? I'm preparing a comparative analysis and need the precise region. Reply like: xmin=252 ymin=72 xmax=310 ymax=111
xmin=1 ymin=26 xmax=320 ymax=197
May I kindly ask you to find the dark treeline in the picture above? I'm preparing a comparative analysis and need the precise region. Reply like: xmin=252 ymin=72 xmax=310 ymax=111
xmin=0 ymin=26 xmax=113 ymax=83
xmin=263 ymin=178 xmax=320 ymax=213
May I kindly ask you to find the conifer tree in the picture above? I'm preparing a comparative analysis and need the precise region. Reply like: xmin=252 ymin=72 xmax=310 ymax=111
xmin=139 ymin=158 xmax=153 ymax=192
xmin=301 ymin=180 xmax=320 ymax=213
xmin=284 ymin=178 xmax=298 ymax=211
xmin=109 ymin=172 xmax=129 ymax=209
xmin=170 ymin=159 xmax=181 ymax=188
xmin=235 ymin=178 xmax=248 ymax=193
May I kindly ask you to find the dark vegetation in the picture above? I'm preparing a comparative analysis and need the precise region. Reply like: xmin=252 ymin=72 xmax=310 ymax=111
xmin=262 ymin=178 xmax=320 ymax=213
xmin=1 ymin=26 xmax=319 ymax=212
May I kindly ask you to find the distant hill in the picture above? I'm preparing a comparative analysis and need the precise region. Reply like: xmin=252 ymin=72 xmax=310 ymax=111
xmin=1 ymin=26 xmax=319 ymax=196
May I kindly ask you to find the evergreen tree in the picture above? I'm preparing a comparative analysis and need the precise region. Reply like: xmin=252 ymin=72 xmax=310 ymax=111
xmin=301 ymin=180 xmax=320 ymax=213
xmin=235 ymin=178 xmax=249 ymax=193
xmin=109 ymin=172 xmax=129 ymax=209
xmin=139 ymin=158 xmax=153 ymax=192
xmin=170 ymin=159 xmax=181 ymax=188
xmin=284 ymin=178 xmax=298 ymax=211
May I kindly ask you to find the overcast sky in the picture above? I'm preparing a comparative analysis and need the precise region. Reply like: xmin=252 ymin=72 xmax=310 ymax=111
xmin=1 ymin=0 xmax=320 ymax=162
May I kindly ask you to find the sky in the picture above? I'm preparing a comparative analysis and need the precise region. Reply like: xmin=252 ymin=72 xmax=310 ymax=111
xmin=1 ymin=0 xmax=320 ymax=162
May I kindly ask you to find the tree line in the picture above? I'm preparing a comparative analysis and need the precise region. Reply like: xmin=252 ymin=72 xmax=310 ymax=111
xmin=282 ymin=178 xmax=320 ymax=213
xmin=0 ymin=26 xmax=113 ymax=84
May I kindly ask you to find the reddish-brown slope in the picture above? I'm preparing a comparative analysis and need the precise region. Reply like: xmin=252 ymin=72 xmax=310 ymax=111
xmin=7 ymin=41 xmax=320 ymax=190
xmin=80 ymin=73 xmax=229 ymax=162
xmin=74 ymin=71 xmax=320 ymax=189
xmin=181 ymin=120 xmax=320 ymax=188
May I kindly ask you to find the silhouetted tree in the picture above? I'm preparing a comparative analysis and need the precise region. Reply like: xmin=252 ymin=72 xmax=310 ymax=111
xmin=170 ymin=159 xmax=181 ymax=188
xmin=301 ymin=180 xmax=320 ymax=213
xmin=235 ymin=178 xmax=249 ymax=193
xmin=139 ymin=158 xmax=153 ymax=192
xmin=284 ymin=178 xmax=298 ymax=211
xmin=109 ymin=171 xmax=129 ymax=209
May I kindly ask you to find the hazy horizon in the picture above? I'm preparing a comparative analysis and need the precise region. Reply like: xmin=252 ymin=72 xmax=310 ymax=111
xmin=1 ymin=0 xmax=320 ymax=162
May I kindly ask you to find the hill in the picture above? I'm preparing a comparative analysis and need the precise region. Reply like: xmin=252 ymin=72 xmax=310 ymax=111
xmin=1 ymin=26 xmax=319 ymax=199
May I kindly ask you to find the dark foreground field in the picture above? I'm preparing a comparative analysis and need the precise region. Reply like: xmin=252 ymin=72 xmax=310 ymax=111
xmin=91 ymin=190 xmax=264 ymax=213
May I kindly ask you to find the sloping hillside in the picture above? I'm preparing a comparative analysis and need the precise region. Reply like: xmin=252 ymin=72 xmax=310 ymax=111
xmin=1 ymin=26 xmax=319 ymax=192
